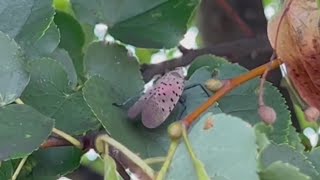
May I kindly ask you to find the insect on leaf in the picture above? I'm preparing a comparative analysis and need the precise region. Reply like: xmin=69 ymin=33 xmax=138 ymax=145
xmin=128 ymin=68 xmax=185 ymax=128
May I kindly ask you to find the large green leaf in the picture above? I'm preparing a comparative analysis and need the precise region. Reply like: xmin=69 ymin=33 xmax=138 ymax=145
xmin=71 ymin=0 xmax=198 ymax=48
xmin=84 ymin=42 xmax=144 ymax=100
xmin=167 ymin=113 xmax=258 ymax=180
xmin=0 ymin=159 xmax=35 ymax=179
xmin=23 ymin=21 xmax=60 ymax=58
xmin=21 ymin=59 xmax=99 ymax=135
xmin=306 ymin=147 xmax=320 ymax=174
xmin=0 ymin=160 xmax=14 ymax=179
xmin=259 ymin=161 xmax=310 ymax=180
xmin=0 ymin=104 xmax=54 ymax=161
xmin=188 ymin=55 xmax=291 ymax=144
xmin=259 ymin=144 xmax=319 ymax=179
xmin=0 ymin=0 xmax=33 ymax=37
xmin=23 ymin=147 xmax=82 ymax=180
xmin=287 ymin=126 xmax=304 ymax=152
xmin=0 ymin=31 xmax=29 ymax=106
xmin=0 ymin=0 xmax=58 ymax=58
xmin=54 ymin=11 xmax=85 ymax=78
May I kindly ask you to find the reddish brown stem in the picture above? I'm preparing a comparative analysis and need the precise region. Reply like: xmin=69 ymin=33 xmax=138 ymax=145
xmin=182 ymin=59 xmax=282 ymax=129
xmin=215 ymin=0 xmax=255 ymax=38
xmin=41 ymin=136 xmax=72 ymax=149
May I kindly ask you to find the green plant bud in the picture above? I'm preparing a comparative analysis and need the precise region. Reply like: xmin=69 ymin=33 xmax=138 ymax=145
xmin=168 ymin=122 xmax=183 ymax=140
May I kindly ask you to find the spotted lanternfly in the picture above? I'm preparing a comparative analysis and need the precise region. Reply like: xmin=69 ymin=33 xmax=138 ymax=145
xmin=128 ymin=67 xmax=185 ymax=128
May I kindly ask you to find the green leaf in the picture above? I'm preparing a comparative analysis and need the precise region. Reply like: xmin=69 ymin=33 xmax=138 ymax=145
xmin=0 ymin=104 xmax=54 ymax=161
xmin=23 ymin=147 xmax=82 ymax=180
xmin=0 ymin=0 xmax=34 ymax=37
xmin=13 ymin=0 xmax=58 ymax=58
xmin=83 ymin=76 xmax=171 ymax=158
xmin=306 ymin=147 xmax=320 ymax=174
xmin=287 ymin=126 xmax=305 ymax=152
xmin=135 ymin=48 xmax=158 ymax=64
xmin=0 ymin=159 xmax=35 ymax=179
xmin=104 ymin=155 xmax=121 ymax=180
xmin=23 ymin=21 xmax=60 ymax=58
xmin=0 ymin=31 xmax=29 ymax=106
xmin=259 ymin=144 xmax=319 ymax=179
xmin=259 ymin=161 xmax=310 ymax=180
xmin=71 ymin=0 xmax=198 ymax=48
xmin=254 ymin=123 xmax=272 ymax=151
xmin=187 ymin=55 xmax=291 ymax=144
xmin=167 ymin=113 xmax=259 ymax=180
xmin=84 ymin=42 xmax=144 ymax=99
xmin=0 ymin=160 xmax=14 ymax=179
xmin=54 ymin=11 xmax=85 ymax=78
xmin=50 ymin=48 xmax=78 ymax=88
xmin=187 ymin=55 xmax=228 ymax=79
xmin=53 ymin=0 xmax=74 ymax=14
xmin=21 ymin=59 xmax=99 ymax=135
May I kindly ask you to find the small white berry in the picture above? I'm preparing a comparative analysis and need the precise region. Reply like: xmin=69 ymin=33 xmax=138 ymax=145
xmin=303 ymin=127 xmax=319 ymax=148
xmin=85 ymin=148 xmax=100 ymax=161
xmin=94 ymin=23 xmax=108 ymax=41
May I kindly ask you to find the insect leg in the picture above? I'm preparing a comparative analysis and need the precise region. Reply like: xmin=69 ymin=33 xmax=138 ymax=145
xmin=178 ymin=103 xmax=187 ymax=120
xmin=112 ymin=94 xmax=142 ymax=108
xmin=184 ymin=83 xmax=211 ymax=97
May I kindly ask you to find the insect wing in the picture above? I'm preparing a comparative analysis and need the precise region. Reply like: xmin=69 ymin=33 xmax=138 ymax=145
xmin=127 ymin=87 xmax=155 ymax=119
xmin=141 ymin=75 xmax=185 ymax=128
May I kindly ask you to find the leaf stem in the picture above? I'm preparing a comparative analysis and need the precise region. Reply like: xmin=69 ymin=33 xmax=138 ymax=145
xmin=144 ymin=157 xmax=166 ymax=165
xmin=52 ymin=128 xmax=82 ymax=149
xmin=182 ymin=127 xmax=210 ymax=179
xmin=182 ymin=59 xmax=282 ymax=129
xmin=12 ymin=156 xmax=28 ymax=180
xmin=156 ymin=140 xmax=180 ymax=180
xmin=216 ymin=0 xmax=254 ymax=37
xmin=96 ymin=135 xmax=155 ymax=179
xmin=15 ymin=98 xmax=24 ymax=105
xmin=103 ymin=143 xmax=119 ymax=180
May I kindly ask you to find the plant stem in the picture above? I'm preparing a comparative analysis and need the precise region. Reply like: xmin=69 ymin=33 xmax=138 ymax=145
xmin=182 ymin=59 xmax=282 ymax=129
xmin=182 ymin=127 xmax=210 ymax=180
xmin=156 ymin=140 xmax=180 ymax=180
xmin=15 ymin=98 xmax=24 ymax=105
xmin=52 ymin=128 xmax=82 ymax=149
xmin=12 ymin=156 xmax=28 ymax=180
xmin=103 ymin=143 xmax=119 ymax=180
xmin=216 ymin=0 xmax=254 ymax=37
xmin=144 ymin=157 xmax=166 ymax=165
xmin=96 ymin=135 xmax=155 ymax=179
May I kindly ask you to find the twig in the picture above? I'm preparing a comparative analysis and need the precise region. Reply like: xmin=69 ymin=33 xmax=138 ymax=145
xmin=182 ymin=59 xmax=282 ymax=129
xmin=40 ymin=136 xmax=72 ymax=148
xmin=258 ymin=0 xmax=293 ymax=107
xmin=216 ymin=0 xmax=255 ymax=37
xmin=96 ymin=135 xmax=154 ymax=180
xmin=156 ymin=140 xmax=180 ymax=180
xmin=141 ymin=35 xmax=271 ymax=82
xmin=144 ymin=157 xmax=166 ymax=165
xmin=12 ymin=156 xmax=28 ymax=180
xmin=52 ymin=128 xmax=83 ymax=149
